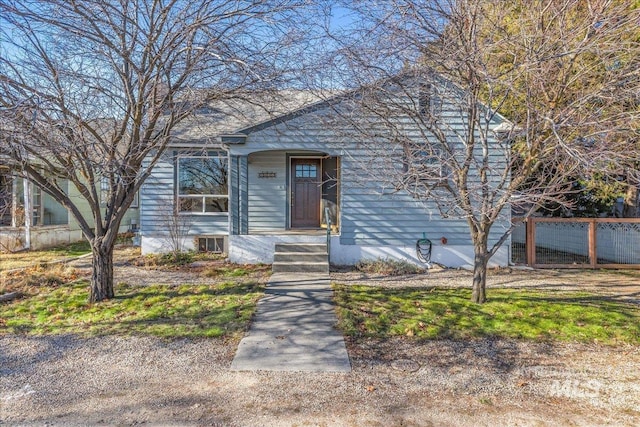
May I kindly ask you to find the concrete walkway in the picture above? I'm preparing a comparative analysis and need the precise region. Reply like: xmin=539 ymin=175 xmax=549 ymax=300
xmin=230 ymin=273 xmax=351 ymax=372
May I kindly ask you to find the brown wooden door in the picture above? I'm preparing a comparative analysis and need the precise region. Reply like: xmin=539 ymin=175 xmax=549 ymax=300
xmin=291 ymin=158 xmax=321 ymax=228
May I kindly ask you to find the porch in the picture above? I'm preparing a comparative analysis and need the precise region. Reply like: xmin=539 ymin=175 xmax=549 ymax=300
xmin=0 ymin=225 xmax=82 ymax=251
xmin=1 ymin=167 xmax=74 ymax=251
xmin=228 ymin=150 xmax=340 ymax=236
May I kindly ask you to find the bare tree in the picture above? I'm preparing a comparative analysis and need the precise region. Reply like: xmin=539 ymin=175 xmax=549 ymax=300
xmin=319 ymin=0 xmax=640 ymax=302
xmin=0 ymin=0 xmax=307 ymax=302
xmin=0 ymin=169 xmax=23 ymax=252
xmin=0 ymin=171 xmax=11 ymax=227
xmin=160 ymin=204 xmax=192 ymax=257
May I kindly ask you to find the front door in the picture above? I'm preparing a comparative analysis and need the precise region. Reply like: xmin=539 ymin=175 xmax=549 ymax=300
xmin=291 ymin=158 xmax=321 ymax=228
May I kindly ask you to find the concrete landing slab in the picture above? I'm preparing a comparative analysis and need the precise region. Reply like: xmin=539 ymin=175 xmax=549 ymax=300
xmin=231 ymin=273 xmax=351 ymax=372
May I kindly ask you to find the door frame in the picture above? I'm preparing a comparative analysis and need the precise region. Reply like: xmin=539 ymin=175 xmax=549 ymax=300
xmin=287 ymin=155 xmax=324 ymax=229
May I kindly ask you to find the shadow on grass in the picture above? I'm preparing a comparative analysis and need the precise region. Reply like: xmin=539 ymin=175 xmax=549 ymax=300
xmin=333 ymin=285 xmax=640 ymax=346
xmin=337 ymin=285 xmax=640 ymax=375
xmin=1 ymin=281 xmax=264 ymax=339
xmin=490 ymin=290 xmax=640 ymax=310
xmin=114 ymin=281 xmax=263 ymax=301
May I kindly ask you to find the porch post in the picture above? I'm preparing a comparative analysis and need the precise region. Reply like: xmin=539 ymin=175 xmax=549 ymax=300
xmin=11 ymin=174 xmax=18 ymax=227
xmin=23 ymin=177 xmax=31 ymax=249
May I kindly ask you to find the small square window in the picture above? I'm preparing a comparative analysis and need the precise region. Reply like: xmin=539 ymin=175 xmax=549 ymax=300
xmin=418 ymin=82 xmax=442 ymax=119
xmin=100 ymin=177 xmax=138 ymax=207
xmin=402 ymin=143 xmax=449 ymax=187
xmin=295 ymin=163 xmax=317 ymax=178
xmin=197 ymin=237 xmax=225 ymax=253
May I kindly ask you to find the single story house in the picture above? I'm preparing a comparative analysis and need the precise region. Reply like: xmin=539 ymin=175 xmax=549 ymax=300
xmin=139 ymin=77 xmax=511 ymax=268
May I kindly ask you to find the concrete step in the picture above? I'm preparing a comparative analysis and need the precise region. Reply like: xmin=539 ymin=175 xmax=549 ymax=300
xmin=273 ymin=242 xmax=329 ymax=273
xmin=274 ymin=243 xmax=327 ymax=253
xmin=272 ymin=261 xmax=329 ymax=273
xmin=274 ymin=252 xmax=328 ymax=263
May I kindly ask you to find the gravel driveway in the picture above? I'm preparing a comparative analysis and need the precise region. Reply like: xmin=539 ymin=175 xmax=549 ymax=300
xmin=2 ymin=334 xmax=639 ymax=426
xmin=1 ymin=258 xmax=639 ymax=425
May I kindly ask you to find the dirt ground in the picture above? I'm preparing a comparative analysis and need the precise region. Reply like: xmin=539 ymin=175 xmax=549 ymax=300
xmin=2 ymin=334 xmax=639 ymax=426
xmin=1 ymin=252 xmax=639 ymax=426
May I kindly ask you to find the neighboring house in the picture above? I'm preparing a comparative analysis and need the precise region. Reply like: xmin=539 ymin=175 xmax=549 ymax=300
xmin=0 ymin=164 xmax=139 ymax=251
xmin=140 ymin=80 xmax=511 ymax=268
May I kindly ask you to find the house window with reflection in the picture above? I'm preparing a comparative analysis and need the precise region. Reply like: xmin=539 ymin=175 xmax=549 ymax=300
xmin=0 ymin=167 xmax=69 ymax=227
xmin=403 ymin=143 xmax=447 ymax=184
xmin=418 ymin=82 xmax=443 ymax=120
xmin=100 ymin=177 xmax=139 ymax=207
xmin=0 ymin=168 xmax=12 ymax=226
xmin=177 ymin=154 xmax=228 ymax=213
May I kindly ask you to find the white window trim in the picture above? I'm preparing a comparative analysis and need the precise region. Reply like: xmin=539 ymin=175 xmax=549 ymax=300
xmin=176 ymin=154 xmax=229 ymax=216
xmin=196 ymin=235 xmax=226 ymax=253
xmin=403 ymin=145 xmax=449 ymax=183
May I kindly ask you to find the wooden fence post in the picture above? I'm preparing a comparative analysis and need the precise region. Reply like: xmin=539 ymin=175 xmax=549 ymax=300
xmin=589 ymin=219 xmax=597 ymax=269
xmin=526 ymin=217 xmax=535 ymax=267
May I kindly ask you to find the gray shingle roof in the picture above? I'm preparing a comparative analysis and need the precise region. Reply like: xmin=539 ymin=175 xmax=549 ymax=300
xmin=170 ymin=90 xmax=324 ymax=145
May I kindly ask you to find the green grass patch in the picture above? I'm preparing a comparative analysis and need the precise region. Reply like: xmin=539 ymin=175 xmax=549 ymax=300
xmin=0 ymin=281 xmax=263 ymax=339
xmin=333 ymin=284 xmax=640 ymax=345
xmin=1 ymin=240 xmax=91 ymax=272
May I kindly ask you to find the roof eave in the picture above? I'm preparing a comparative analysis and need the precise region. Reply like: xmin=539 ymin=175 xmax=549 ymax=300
xmin=220 ymin=134 xmax=247 ymax=144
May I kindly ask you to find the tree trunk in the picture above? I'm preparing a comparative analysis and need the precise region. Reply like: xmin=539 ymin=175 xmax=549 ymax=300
xmin=623 ymin=185 xmax=639 ymax=218
xmin=89 ymin=241 xmax=115 ymax=302
xmin=471 ymin=244 xmax=489 ymax=304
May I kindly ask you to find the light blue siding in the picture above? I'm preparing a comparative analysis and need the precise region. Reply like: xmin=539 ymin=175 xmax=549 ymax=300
xmin=247 ymin=151 xmax=288 ymax=231
xmin=143 ymin=77 xmax=510 ymax=255
xmin=230 ymin=86 xmax=509 ymax=249
xmin=140 ymin=153 xmax=174 ymax=236
xmin=141 ymin=150 xmax=229 ymax=240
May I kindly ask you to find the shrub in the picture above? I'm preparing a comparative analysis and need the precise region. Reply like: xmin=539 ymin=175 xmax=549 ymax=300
xmin=115 ymin=232 xmax=135 ymax=245
xmin=140 ymin=251 xmax=195 ymax=267
xmin=355 ymin=258 xmax=424 ymax=276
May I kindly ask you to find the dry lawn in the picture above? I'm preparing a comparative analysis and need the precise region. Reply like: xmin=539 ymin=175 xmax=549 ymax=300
xmin=1 ymin=248 xmax=639 ymax=425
